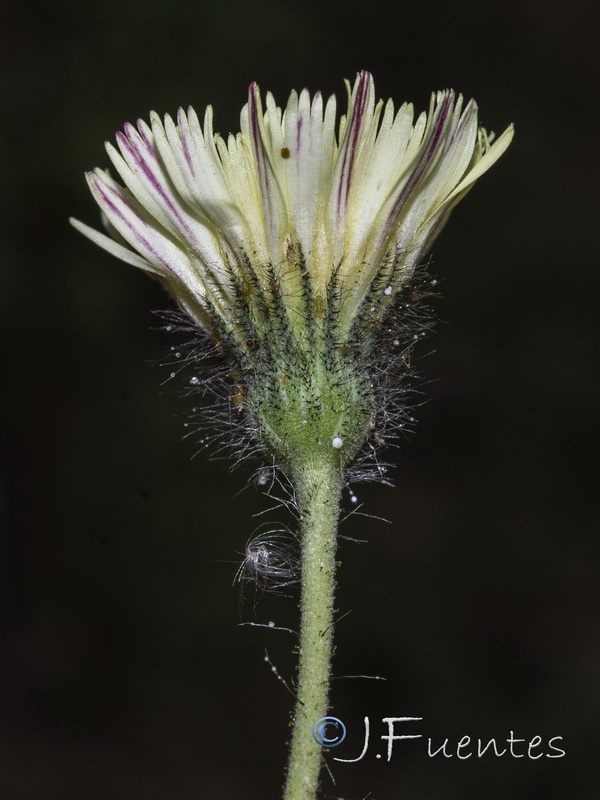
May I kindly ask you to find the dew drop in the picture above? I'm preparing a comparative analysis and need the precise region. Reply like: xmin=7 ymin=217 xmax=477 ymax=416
xmin=268 ymin=620 xmax=275 ymax=628
xmin=393 ymin=339 xmax=400 ymax=346
xmin=350 ymin=494 xmax=358 ymax=504
xmin=257 ymin=472 xmax=268 ymax=486
xmin=165 ymin=325 xmax=173 ymax=332
xmin=332 ymin=436 xmax=344 ymax=449
xmin=384 ymin=286 xmax=392 ymax=296
xmin=175 ymin=351 xmax=181 ymax=358
xmin=430 ymin=279 xmax=438 ymax=286
xmin=189 ymin=376 xmax=200 ymax=385
xmin=170 ymin=371 xmax=176 ymax=378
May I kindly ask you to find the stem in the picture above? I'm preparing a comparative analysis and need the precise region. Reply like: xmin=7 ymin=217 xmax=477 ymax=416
xmin=284 ymin=456 xmax=343 ymax=800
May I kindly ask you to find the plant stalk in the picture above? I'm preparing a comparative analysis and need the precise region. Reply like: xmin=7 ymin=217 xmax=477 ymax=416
xmin=283 ymin=456 xmax=343 ymax=800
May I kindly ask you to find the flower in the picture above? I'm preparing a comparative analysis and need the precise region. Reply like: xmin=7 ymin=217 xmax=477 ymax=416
xmin=71 ymin=72 xmax=513 ymax=350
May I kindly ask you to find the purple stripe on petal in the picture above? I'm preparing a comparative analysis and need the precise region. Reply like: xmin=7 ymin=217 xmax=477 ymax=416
xmin=447 ymin=98 xmax=476 ymax=150
xmin=383 ymin=91 xmax=455 ymax=229
xmin=177 ymin=108 xmax=196 ymax=176
xmin=296 ymin=114 xmax=303 ymax=153
xmin=135 ymin=120 xmax=154 ymax=149
xmin=116 ymin=130 xmax=131 ymax=151
xmin=249 ymin=84 xmax=269 ymax=189
xmin=118 ymin=127 xmax=203 ymax=248
xmin=91 ymin=176 xmax=178 ymax=277
xmin=336 ymin=71 xmax=370 ymax=215
xmin=418 ymin=91 xmax=454 ymax=173
xmin=311 ymin=91 xmax=322 ymax=123
xmin=248 ymin=83 xmax=280 ymax=237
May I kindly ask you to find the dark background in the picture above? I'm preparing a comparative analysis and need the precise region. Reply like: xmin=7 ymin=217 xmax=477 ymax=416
xmin=1 ymin=0 xmax=598 ymax=798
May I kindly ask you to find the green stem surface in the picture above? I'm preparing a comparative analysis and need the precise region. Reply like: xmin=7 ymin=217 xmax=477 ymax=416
xmin=283 ymin=457 xmax=343 ymax=800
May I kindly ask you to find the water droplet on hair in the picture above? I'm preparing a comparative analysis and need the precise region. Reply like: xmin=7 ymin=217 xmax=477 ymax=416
xmin=165 ymin=325 xmax=173 ymax=332
xmin=393 ymin=339 xmax=400 ymax=346
xmin=189 ymin=376 xmax=200 ymax=385
xmin=384 ymin=286 xmax=392 ymax=296
xmin=350 ymin=494 xmax=358 ymax=504
xmin=332 ymin=437 xmax=344 ymax=449
xmin=170 ymin=371 xmax=176 ymax=378
xmin=268 ymin=620 xmax=275 ymax=628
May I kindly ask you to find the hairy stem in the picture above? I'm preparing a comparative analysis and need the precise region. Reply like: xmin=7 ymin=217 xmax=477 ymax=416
xmin=283 ymin=457 xmax=343 ymax=800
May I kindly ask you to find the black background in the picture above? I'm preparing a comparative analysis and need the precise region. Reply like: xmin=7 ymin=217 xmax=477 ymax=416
xmin=2 ymin=1 xmax=599 ymax=798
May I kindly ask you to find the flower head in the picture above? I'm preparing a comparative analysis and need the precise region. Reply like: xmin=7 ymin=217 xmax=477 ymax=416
xmin=72 ymin=73 xmax=513 ymax=470
xmin=72 ymin=72 xmax=512 ymax=346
